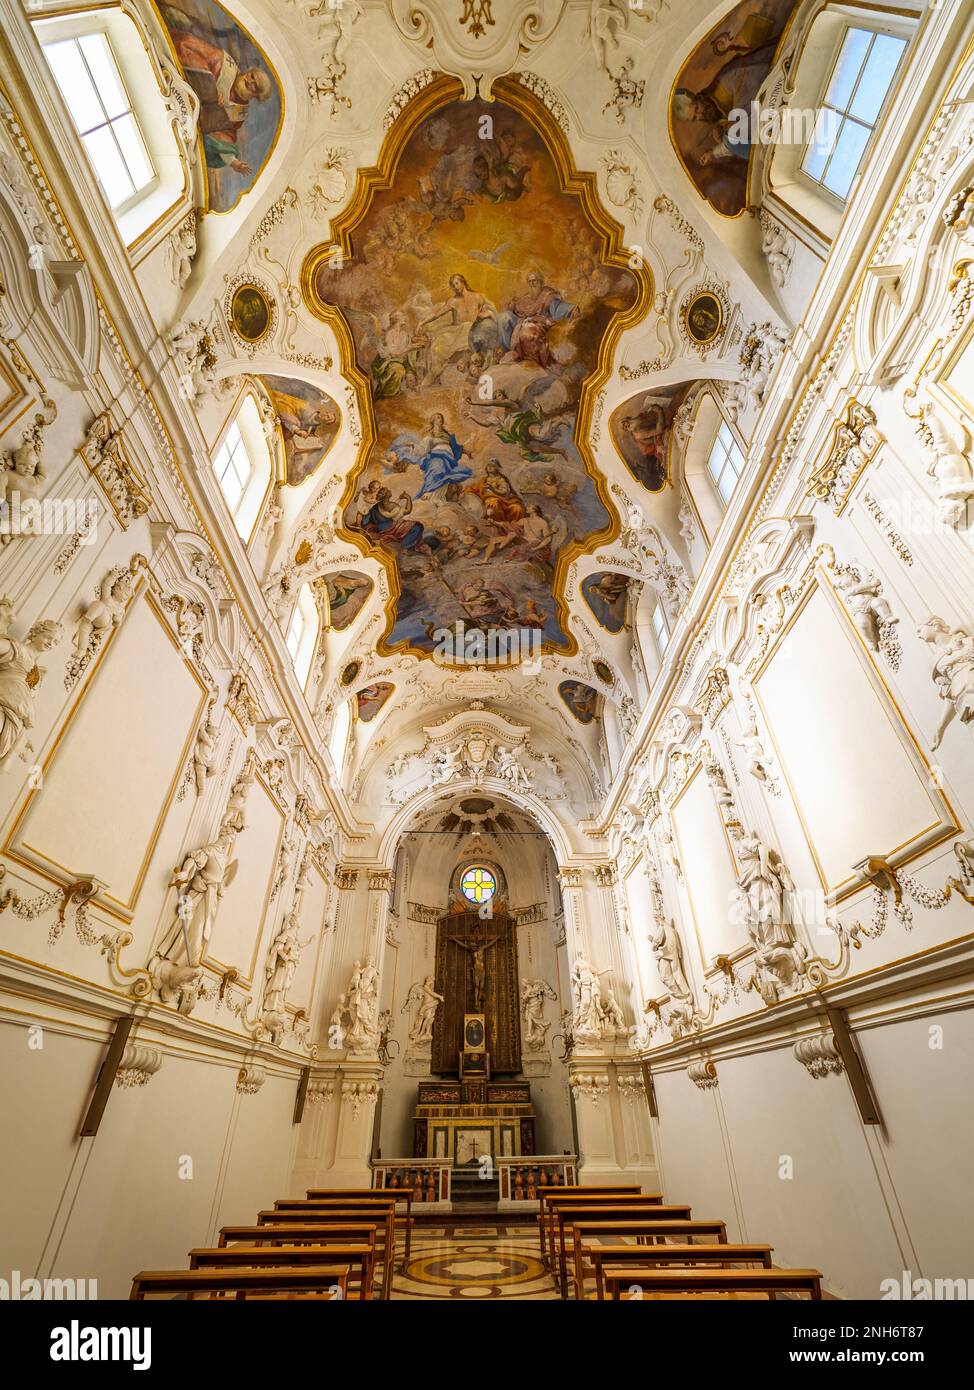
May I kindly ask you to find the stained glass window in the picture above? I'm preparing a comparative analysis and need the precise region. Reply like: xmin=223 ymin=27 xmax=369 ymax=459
xmin=461 ymin=865 xmax=496 ymax=904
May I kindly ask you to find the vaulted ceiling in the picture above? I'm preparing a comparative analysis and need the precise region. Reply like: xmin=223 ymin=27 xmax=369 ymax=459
xmin=174 ymin=0 xmax=799 ymax=798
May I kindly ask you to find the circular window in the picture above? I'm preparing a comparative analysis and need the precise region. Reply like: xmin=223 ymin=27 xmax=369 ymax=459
xmin=461 ymin=865 xmax=496 ymax=905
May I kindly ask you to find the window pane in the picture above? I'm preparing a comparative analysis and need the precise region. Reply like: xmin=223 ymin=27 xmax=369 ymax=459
xmin=716 ymin=465 xmax=737 ymax=505
xmin=286 ymin=609 xmax=304 ymax=658
xmin=82 ymin=126 xmax=134 ymax=207
xmin=850 ymin=34 xmax=906 ymax=124
xmin=824 ymin=118 xmax=871 ymax=197
xmin=825 ymin=27 xmax=872 ymax=109
xmin=78 ymin=33 xmax=129 ymax=120
xmin=229 ymin=443 xmax=251 ymax=493
xmin=44 ymin=40 xmax=103 ymax=133
xmin=112 ymin=113 xmax=153 ymax=191
xmin=728 ymin=439 xmax=745 ymax=479
xmin=802 ymin=117 xmax=836 ymax=182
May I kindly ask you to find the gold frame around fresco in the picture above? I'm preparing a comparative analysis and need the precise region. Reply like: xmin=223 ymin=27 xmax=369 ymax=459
xmin=665 ymin=0 xmax=804 ymax=220
xmin=299 ymin=72 xmax=654 ymax=667
xmin=146 ymin=0 xmax=284 ymax=218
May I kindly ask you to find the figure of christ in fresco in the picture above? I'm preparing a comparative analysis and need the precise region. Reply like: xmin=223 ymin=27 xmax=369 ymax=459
xmin=417 ymin=274 xmax=500 ymax=384
xmin=498 ymin=271 xmax=579 ymax=369
xmin=161 ymin=4 xmax=272 ymax=178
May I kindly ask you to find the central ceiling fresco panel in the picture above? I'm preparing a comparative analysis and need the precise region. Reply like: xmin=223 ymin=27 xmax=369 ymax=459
xmin=304 ymin=81 xmax=647 ymax=661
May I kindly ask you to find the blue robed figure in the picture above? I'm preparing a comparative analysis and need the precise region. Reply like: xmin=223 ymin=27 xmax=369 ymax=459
xmin=390 ymin=416 xmax=473 ymax=499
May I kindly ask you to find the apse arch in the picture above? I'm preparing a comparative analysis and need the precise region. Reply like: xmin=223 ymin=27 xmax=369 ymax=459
xmin=376 ymin=777 xmax=574 ymax=872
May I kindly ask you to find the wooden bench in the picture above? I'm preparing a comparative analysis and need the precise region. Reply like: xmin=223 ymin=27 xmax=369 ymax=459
xmin=543 ymin=1191 xmax=656 ymax=1274
xmin=218 ymin=1221 xmax=380 ymax=1248
xmin=130 ymin=1265 xmax=350 ymax=1300
xmin=255 ymin=1206 xmax=396 ymax=1298
xmin=537 ymin=1186 xmax=641 ymax=1266
xmin=307 ymin=1188 xmax=413 ymax=1262
xmin=554 ymin=1202 xmax=690 ymax=1296
xmin=605 ymin=1266 xmax=823 ymax=1300
xmin=578 ymin=1241 xmax=772 ymax=1301
xmin=189 ymin=1243 xmax=376 ymax=1300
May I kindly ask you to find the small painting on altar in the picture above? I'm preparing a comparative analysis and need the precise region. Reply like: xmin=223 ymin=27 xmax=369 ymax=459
xmin=455 ymin=1127 xmax=493 ymax=1166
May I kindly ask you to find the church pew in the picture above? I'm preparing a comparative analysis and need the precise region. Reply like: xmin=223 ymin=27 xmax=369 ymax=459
xmin=537 ymin=1186 xmax=641 ymax=1266
xmin=218 ymin=1221 xmax=380 ymax=1248
xmin=577 ymin=1241 xmax=773 ymax=1302
xmin=542 ymin=1190 xmax=655 ymax=1271
xmin=130 ymin=1265 xmax=350 ymax=1300
xmin=305 ymin=1188 xmax=413 ymax=1261
xmin=553 ymin=1201 xmax=687 ymax=1295
xmin=255 ymin=1207 xmax=396 ymax=1298
xmin=605 ymin=1266 xmax=823 ymax=1300
xmin=189 ymin=1243 xmax=376 ymax=1300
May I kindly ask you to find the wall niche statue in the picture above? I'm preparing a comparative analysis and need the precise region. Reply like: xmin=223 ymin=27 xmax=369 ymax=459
xmin=521 ymin=977 xmax=556 ymax=1051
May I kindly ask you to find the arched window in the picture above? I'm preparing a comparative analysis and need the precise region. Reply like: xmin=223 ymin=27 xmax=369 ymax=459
xmin=766 ymin=5 xmax=915 ymax=241
xmin=800 ymin=26 xmax=907 ymax=202
xmin=285 ymin=583 xmax=320 ymax=689
xmin=706 ymin=420 xmax=746 ymax=509
xmin=213 ymin=394 xmax=274 ymax=544
xmin=34 ymin=8 xmax=186 ymax=246
xmin=328 ymin=698 xmax=351 ymax=773
xmin=682 ymin=390 xmax=747 ymax=542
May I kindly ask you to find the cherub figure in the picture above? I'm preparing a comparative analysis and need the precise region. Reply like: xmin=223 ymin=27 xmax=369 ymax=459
xmin=73 ymin=568 xmax=133 ymax=655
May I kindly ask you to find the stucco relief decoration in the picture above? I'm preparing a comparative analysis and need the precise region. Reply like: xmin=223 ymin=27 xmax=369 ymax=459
xmin=805 ymin=401 xmax=883 ymax=514
xmin=730 ymin=831 xmax=821 ymax=1003
xmin=80 ymin=413 xmax=151 ymax=528
xmin=389 ymin=2 xmax=568 ymax=99
xmin=65 ymin=563 xmax=137 ymax=692
xmin=149 ymin=749 xmax=259 ymax=1014
xmin=0 ymin=404 xmax=54 ymax=542
xmin=903 ymin=390 xmax=974 ymax=530
xmin=0 ymin=597 xmax=62 ymax=774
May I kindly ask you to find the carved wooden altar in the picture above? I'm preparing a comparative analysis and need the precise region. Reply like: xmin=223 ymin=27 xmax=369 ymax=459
xmin=430 ymin=907 xmax=521 ymax=1074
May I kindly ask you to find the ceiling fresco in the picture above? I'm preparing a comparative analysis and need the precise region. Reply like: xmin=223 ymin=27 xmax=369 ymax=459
xmin=356 ymin=681 xmax=395 ymax=722
xmin=317 ymin=570 xmax=373 ymax=630
xmin=581 ymin=573 xmax=632 ymax=633
xmin=155 ymin=0 xmax=283 ymax=214
xmin=609 ymin=381 xmax=692 ymax=493
xmin=559 ymin=680 xmax=599 ymax=723
xmin=670 ymin=0 xmax=797 ymax=216
xmin=304 ymin=82 xmax=648 ymax=661
xmin=258 ymin=374 xmax=340 ymax=485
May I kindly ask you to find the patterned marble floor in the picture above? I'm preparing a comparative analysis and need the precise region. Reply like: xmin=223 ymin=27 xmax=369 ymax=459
xmin=392 ymin=1223 xmax=559 ymax=1300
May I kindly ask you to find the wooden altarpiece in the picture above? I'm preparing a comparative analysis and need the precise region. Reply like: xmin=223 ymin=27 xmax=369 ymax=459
xmin=430 ymin=907 xmax=521 ymax=1074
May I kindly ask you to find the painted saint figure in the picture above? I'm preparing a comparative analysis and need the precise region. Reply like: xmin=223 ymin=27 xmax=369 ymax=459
xmin=497 ymin=270 xmax=578 ymax=368
xmin=163 ymin=3 xmax=272 ymax=177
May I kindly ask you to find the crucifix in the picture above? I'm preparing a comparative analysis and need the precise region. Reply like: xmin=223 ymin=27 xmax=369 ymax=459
xmin=448 ymin=932 xmax=499 ymax=1013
